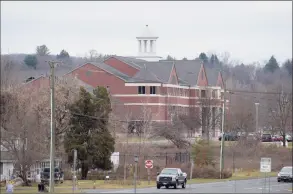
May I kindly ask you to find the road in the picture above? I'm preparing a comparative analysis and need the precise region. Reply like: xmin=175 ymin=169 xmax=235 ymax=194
xmin=84 ymin=177 xmax=292 ymax=193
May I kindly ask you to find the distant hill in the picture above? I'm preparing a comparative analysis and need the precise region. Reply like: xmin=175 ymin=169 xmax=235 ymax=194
xmin=1 ymin=54 xmax=97 ymax=83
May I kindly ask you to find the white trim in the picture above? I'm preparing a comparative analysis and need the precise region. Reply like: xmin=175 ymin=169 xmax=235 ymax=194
xmin=123 ymin=103 xmax=222 ymax=108
xmin=125 ymin=83 xmax=161 ymax=86
xmin=163 ymin=84 xmax=190 ymax=89
xmin=124 ymin=103 xmax=192 ymax=107
xmin=112 ymin=94 xmax=200 ymax=99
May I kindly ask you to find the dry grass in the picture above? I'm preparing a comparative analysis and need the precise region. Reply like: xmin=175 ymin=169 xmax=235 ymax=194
xmin=0 ymin=170 xmax=279 ymax=193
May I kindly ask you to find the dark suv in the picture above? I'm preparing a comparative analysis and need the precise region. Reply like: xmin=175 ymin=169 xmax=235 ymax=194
xmin=41 ymin=167 xmax=64 ymax=184
xmin=218 ymin=132 xmax=239 ymax=141
xmin=261 ymin=134 xmax=272 ymax=142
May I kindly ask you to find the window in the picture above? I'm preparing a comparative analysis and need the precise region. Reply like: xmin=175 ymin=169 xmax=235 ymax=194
xmin=221 ymin=92 xmax=224 ymax=99
xmin=195 ymin=89 xmax=199 ymax=97
xmin=201 ymin=69 xmax=204 ymax=80
xmin=138 ymin=86 xmax=145 ymax=94
xmin=201 ymin=90 xmax=206 ymax=98
xmin=0 ymin=162 xmax=3 ymax=175
xmin=150 ymin=86 xmax=156 ymax=94
xmin=212 ymin=90 xmax=216 ymax=98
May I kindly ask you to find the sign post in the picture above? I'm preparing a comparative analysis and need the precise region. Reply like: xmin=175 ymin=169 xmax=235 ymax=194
xmin=145 ymin=160 xmax=153 ymax=185
xmin=260 ymin=157 xmax=271 ymax=193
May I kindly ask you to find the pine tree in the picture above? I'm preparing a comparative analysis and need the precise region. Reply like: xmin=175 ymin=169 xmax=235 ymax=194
xmin=264 ymin=56 xmax=280 ymax=73
xmin=64 ymin=86 xmax=115 ymax=179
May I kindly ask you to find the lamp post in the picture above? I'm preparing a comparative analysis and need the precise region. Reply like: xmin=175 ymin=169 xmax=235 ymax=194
xmin=134 ymin=155 xmax=138 ymax=193
xmin=255 ymin=103 xmax=259 ymax=134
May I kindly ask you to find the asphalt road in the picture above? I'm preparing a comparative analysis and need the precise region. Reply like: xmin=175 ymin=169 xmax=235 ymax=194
xmin=84 ymin=177 xmax=292 ymax=193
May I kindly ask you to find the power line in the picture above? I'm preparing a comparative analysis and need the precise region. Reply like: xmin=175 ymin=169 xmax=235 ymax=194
xmin=228 ymin=89 xmax=292 ymax=95
xmin=229 ymin=92 xmax=290 ymax=102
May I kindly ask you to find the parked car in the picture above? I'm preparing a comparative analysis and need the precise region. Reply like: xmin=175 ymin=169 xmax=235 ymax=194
xmin=272 ymin=135 xmax=283 ymax=142
xmin=156 ymin=168 xmax=187 ymax=189
xmin=277 ymin=166 xmax=292 ymax=182
xmin=286 ymin=135 xmax=292 ymax=142
xmin=41 ymin=167 xmax=64 ymax=184
xmin=261 ymin=134 xmax=272 ymax=142
xmin=218 ymin=132 xmax=239 ymax=141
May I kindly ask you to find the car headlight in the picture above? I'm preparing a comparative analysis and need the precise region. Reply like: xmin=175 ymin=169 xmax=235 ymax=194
xmin=277 ymin=173 xmax=280 ymax=177
xmin=172 ymin=176 xmax=176 ymax=181
xmin=156 ymin=176 xmax=159 ymax=181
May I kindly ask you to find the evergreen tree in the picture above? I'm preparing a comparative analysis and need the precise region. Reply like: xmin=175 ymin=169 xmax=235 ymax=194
xmin=282 ymin=59 xmax=292 ymax=76
xmin=64 ymin=86 xmax=115 ymax=179
xmin=209 ymin=54 xmax=220 ymax=67
xmin=24 ymin=55 xmax=37 ymax=69
xmin=57 ymin=49 xmax=70 ymax=59
xmin=199 ymin=52 xmax=208 ymax=64
xmin=264 ymin=56 xmax=280 ymax=73
xmin=166 ymin=55 xmax=175 ymax=60
xmin=36 ymin=44 xmax=50 ymax=56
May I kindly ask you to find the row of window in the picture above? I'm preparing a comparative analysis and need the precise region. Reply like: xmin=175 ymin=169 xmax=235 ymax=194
xmin=138 ymin=86 xmax=156 ymax=94
xmin=137 ymin=86 xmax=224 ymax=99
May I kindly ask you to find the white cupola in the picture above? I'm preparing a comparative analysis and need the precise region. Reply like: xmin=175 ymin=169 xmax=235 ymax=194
xmin=136 ymin=25 xmax=158 ymax=56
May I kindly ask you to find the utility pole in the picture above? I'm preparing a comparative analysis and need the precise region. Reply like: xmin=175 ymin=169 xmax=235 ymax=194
xmin=134 ymin=155 xmax=138 ymax=194
xmin=255 ymin=103 xmax=259 ymax=133
xmin=48 ymin=61 xmax=61 ymax=193
xmin=73 ymin=149 xmax=77 ymax=193
xmin=219 ymin=87 xmax=226 ymax=179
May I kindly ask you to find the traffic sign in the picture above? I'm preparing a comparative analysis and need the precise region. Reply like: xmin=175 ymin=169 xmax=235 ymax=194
xmin=145 ymin=160 xmax=153 ymax=169
xmin=260 ymin=157 xmax=271 ymax=173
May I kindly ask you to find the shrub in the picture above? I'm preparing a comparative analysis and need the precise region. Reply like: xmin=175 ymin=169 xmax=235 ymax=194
xmin=192 ymin=166 xmax=232 ymax=179
xmin=192 ymin=139 xmax=215 ymax=167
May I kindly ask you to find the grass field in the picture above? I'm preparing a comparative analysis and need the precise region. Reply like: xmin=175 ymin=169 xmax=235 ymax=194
xmin=0 ymin=171 xmax=278 ymax=193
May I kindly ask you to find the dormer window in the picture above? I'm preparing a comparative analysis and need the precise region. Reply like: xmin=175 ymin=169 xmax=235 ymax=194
xmin=212 ymin=90 xmax=216 ymax=98
xmin=138 ymin=86 xmax=145 ymax=94
xmin=201 ymin=90 xmax=206 ymax=98
xmin=150 ymin=86 xmax=156 ymax=94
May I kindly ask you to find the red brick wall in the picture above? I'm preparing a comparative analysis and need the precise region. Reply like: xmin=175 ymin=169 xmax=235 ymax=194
xmin=25 ymin=76 xmax=50 ymax=90
xmin=104 ymin=57 xmax=139 ymax=77
xmin=197 ymin=65 xmax=208 ymax=86
xmin=70 ymin=63 xmax=135 ymax=95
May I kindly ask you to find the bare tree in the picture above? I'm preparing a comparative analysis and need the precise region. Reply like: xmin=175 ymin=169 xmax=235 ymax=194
xmin=1 ymin=86 xmax=48 ymax=185
xmin=228 ymin=94 xmax=255 ymax=135
xmin=179 ymin=96 xmax=223 ymax=143
xmin=34 ymin=76 xmax=80 ymax=156
xmin=268 ymin=92 xmax=292 ymax=147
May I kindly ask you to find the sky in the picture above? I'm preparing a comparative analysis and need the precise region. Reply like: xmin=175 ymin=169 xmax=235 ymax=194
xmin=1 ymin=1 xmax=292 ymax=65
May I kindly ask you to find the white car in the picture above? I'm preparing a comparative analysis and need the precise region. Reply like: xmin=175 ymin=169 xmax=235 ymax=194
xmin=286 ymin=135 xmax=292 ymax=142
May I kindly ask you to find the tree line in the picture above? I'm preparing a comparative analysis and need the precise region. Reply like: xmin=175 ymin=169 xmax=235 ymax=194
xmin=23 ymin=45 xmax=111 ymax=70
xmin=0 ymin=62 xmax=115 ymax=183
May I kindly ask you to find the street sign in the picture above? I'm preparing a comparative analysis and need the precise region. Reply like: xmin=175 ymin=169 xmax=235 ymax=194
xmin=145 ymin=160 xmax=153 ymax=169
xmin=260 ymin=157 xmax=271 ymax=173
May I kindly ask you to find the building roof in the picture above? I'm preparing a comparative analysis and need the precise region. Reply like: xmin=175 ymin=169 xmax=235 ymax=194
xmin=136 ymin=25 xmax=158 ymax=39
xmin=91 ymin=62 xmax=131 ymax=81
xmin=62 ymin=57 xmax=222 ymax=87
xmin=133 ymin=61 xmax=174 ymax=83
xmin=104 ymin=55 xmax=145 ymax=70
xmin=172 ymin=59 xmax=203 ymax=86
xmin=205 ymin=67 xmax=220 ymax=86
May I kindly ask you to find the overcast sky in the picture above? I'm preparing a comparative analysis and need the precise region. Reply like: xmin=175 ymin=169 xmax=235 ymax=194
xmin=1 ymin=1 xmax=292 ymax=64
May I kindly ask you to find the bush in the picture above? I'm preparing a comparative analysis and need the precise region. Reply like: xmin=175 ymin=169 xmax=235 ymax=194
xmin=192 ymin=166 xmax=232 ymax=179
xmin=192 ymin=139 xmax=215 ymax=167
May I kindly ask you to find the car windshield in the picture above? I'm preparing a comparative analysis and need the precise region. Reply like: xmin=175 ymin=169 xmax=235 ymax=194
xmin=262 ymin=134 xmax=271 ymax=137
xmin=161 ymin=169 xmax=178 ymax=175
xmin=281 ymin=167 xmax=292 ymax=173
xmin=43 ymin=168 xmax=60 ymax=172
